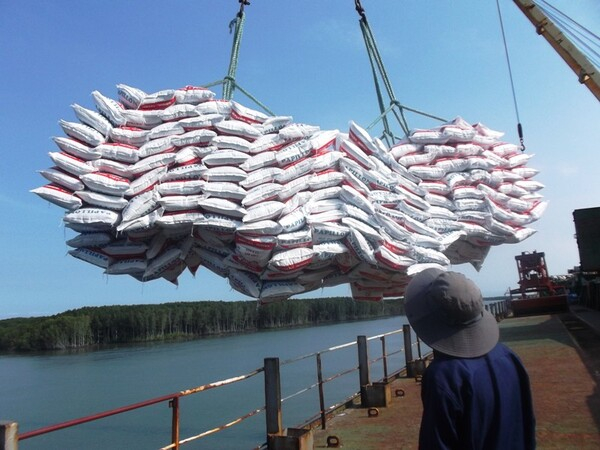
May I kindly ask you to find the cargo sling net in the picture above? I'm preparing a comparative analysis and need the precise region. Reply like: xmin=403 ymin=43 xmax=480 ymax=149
xmin=31 ymin=1 xmax=547 ymax=303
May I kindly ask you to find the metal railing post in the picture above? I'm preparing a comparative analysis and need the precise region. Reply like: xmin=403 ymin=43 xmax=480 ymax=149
xmin=380 ymin=336 xmax=389 ymax=383
xmin=358 ymin=335 xmax=370 ymax=408
xmin=357 ymin=335 xmax=370 ymax=388
xmin=169 ymin=396 xmax=180 ymax=450
xmin=316 ymin=353 xmax=327 ymax=430
xmin=403 ymin=324 xmax=414 ymax=377
xmin=1 ymin=421 xmax=18 ymax=450
xmin=264 ymin=357 xmax=282 ymax=437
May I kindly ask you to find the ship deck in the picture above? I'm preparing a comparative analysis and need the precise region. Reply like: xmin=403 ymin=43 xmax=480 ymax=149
xmin=311 ymin=305 xmax=600 ymax=449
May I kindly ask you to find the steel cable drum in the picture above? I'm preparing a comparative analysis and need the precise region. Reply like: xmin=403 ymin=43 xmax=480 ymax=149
xmin=32 ymin=84 xmax=545 ymax=303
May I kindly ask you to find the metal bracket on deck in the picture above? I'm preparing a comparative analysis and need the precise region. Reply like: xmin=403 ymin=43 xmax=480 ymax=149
xmin=326 ymin=435 xmax=341 ymax=448
xmin=367 ymin=407 xmax=380 ymax=418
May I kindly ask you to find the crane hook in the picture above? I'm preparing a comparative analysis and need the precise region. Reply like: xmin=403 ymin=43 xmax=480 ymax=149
xmin=518 ymin=122 xmax=525 ymax=151
xmin=238 ymin=0 xmax=250 ymax=18
xmin=355 ymin=0 xmax=366 ymax=19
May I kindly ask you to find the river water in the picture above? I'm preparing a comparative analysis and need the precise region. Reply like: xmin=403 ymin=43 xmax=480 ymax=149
xmin=0 ymin=316 xmax=416 ymax=449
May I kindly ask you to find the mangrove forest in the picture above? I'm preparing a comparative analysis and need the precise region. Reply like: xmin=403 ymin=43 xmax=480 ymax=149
xmin=0 ymin=297 xmax=404 ymax=352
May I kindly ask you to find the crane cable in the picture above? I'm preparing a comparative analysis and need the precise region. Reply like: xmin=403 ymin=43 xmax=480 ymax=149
xmin=355 ymin=0 xmax=410 ymax=143
xmin=496 ymin=0 xmax=525 ymax=151
xmin=537 ymin=0 xmax=600 ymax=69
xmin=223 ymin=0 xmax=249 ymax=101
xmin=203 ymin=0 xmax=274 ymax=115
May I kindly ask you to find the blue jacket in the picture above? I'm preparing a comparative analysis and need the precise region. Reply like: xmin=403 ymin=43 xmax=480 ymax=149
xmin=419 ymin=343 xmax=536 ymax=449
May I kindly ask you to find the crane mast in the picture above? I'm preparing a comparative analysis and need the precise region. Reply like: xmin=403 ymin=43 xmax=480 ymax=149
xmin=513 ymin=0 xmax=600 ymax=102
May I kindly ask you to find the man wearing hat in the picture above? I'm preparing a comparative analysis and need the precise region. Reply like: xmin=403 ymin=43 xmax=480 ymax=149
xmin=404 ymin=268 xmax=536 ymax=450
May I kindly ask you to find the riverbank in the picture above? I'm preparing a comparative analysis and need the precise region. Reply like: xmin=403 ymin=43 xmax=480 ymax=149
xmin=0 ymin=297 xmax=404 ymax=352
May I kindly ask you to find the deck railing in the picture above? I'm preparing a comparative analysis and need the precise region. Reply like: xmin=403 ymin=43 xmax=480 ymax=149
xmin=1 ymin=300 xmax=508 ymax=450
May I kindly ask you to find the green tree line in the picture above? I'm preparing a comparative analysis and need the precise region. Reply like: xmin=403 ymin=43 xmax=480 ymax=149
xmin=0 ymin=297 xmax=404 ymax=352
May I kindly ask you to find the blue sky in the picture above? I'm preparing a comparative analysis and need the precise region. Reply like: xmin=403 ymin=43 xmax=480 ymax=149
xmin=1 ymin=1 xmax=598 ymax=318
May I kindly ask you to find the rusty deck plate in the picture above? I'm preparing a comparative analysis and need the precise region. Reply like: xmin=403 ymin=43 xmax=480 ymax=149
xmin=311 ymin=312 xmax=600 ymax=449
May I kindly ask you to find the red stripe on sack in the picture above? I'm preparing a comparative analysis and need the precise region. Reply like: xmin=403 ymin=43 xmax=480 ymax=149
xmin=180 ymin=85 xmax=206 ymax=91
xmin=117 ymin=126 xmax=145 ymax=132
xmin=357 ymin=269 xmax=389 ymax=282
xmin=103 ymin=142 xmax=139 ymax=150
xmin=402 ymin=223 xmax=420 ymax=234
xmin=95 ymin=172 xmax=130 ymax=183
xmin=278 ymin=241 xmax=312 ymax=250
xmin=348 ymin=130 xmax=374 ymax=155
xmin=368 ymin=182 xmax=388 ymax=191
xmin=176 ymin=156 xmax=203 ymax=166
xmin=383 ymin=240 xmax=408 ymax=255
xmin=274 ymin=257 xmax=313 ymax=272
xmin=343 ymin=151 xmax=371 ymax=170
xmin=138 ymin=97 xmax=176 ymax=111
xmin=231 ymin=110 xmax=262 ymax=125
xmin=235 ymin=234 xmax=277 ymax=250
xmin=375 ymin=251 xmax=408 ymax=271
xmin=314 ymin=168 xmax=338 ymax=176
xmin=403 ymin=198 xmax=425 ymax=210
xmin=60 ymin=152 xmax=85 ymax=162
xmin=313 ymin=139 xmax=336 ymax=155
xmin=45 ymin=183 xmax=72 ymax=194
xmin=163 ymin=209 xmax=201 ymax=216
xmin=128 ymin=183 xmax=157 ymax=197
xmin=231 ymin=255 xmax=263 ymax=273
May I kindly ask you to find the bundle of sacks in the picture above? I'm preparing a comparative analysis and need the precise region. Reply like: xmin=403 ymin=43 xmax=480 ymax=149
xmin=32 ymin=84 xmax=546 ymax=302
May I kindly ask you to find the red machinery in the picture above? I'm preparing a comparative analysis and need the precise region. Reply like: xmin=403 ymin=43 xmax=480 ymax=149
xmin=509 ymin=251 xmax=568 ymax=316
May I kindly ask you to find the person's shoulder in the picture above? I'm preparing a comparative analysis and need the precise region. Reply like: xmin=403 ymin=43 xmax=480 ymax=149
xmin=489 ymin=342 xmax=518 ymax=357
xmin=427 ymin=353 xmax=470 ymax=375
xmin=490 ymin=342 xmax=511 ymax=354
xmin=487 ymin=342 xmax=527 ymax=366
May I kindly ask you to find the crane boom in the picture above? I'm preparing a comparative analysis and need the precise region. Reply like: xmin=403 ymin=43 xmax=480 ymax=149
xmin=513 ymin=0 xmax=600 ymax=102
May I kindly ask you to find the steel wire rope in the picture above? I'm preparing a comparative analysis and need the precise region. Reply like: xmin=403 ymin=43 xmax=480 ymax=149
xmin=355 ymin=0 xmax=410 ymax=142
xmin=360 ymin=13 xmax=409 ymax=133
xmin=281 ymin=330 xmax=407 ymax=404
xmin=360 ymin=20 xmax=396 ymax=142
xmin=542 ymin=11 xmax=600 ymax=63
xmin=536 ymin=0 xmax=600 ymax=68
xmin=281 ymin=362 xmax=361 ymax=404
xmin=179 ymin=367 xmax=264 ymax=396
xmin=206 ymin=0 xmax=275 ymax=116
xmin=366 ymin=328 xmax=403 ymax=341
xmin=279 ymin=340 xmax=357 ymax=367
xmin=160 ymin=406 xmax=266 ymax=450
xmin=496 ymin=0 xmax=525 ymax=150
xmin=163 ymin=365 xmax=266 ymax=448
xmin=223 ymin=1 xmax=247 ymax=100
xmin=537 ymin=0 xmax=600 ymax=45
